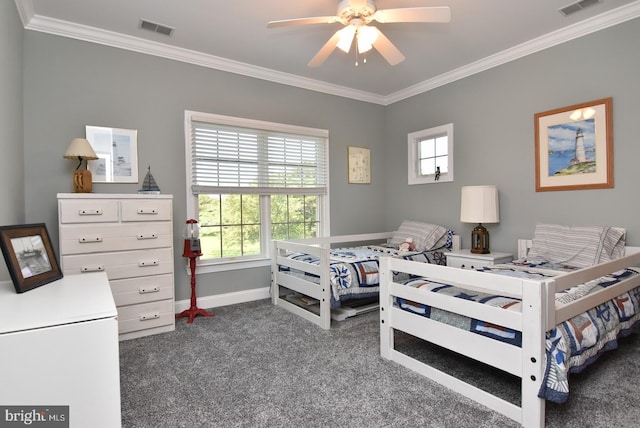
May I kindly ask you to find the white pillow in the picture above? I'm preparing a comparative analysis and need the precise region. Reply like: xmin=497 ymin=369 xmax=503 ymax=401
xmin=526 ymin=224 xmax=626 ymax=268
xmin=389 ymin=221 xmax=449 ymax=252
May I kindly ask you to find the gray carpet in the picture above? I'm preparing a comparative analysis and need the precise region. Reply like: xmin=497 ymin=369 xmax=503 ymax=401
xmin=119 ymin=299 xmax=640 ymax=427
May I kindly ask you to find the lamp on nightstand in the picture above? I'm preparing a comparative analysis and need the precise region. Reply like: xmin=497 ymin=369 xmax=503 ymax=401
xmin=460 ymin=185 xmax=500 ymax=254
xmin=63 ymin=138 xmax=98 ymax=193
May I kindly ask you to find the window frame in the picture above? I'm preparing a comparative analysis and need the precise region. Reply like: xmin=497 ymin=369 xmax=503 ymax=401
xmin=185 ymin=111 xmax=330 ymax=274
xmin=407 ymin=123 xmax=454 ymax=185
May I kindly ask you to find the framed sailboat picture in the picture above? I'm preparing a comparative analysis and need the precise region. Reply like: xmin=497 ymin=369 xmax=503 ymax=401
xmin=534 ymin=97 xmax=613 ymax=192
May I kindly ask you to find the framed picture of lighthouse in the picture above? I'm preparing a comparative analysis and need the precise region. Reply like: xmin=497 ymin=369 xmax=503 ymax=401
xmin=534 ymin=97 xmax=613 ymax=192
xmin=85 ymin=126 xmax=139 ymax=183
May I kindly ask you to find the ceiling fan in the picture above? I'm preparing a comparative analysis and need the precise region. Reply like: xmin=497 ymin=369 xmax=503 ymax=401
xmin=267 ymin=0 xmax=450 ymax=67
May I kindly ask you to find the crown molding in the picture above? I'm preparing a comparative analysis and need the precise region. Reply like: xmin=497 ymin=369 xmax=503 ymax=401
xmin=16 ymin=0 xmax=640 ymax=106
xmin=384 ymin=0 xmax=640 ymax=105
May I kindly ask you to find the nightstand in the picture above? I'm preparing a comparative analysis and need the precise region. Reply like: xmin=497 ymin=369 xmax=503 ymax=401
xmin=444 ymin=249 xmax=513 ymax=269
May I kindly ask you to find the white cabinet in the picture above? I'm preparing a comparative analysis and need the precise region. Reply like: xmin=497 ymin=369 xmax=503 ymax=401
xmin=0 ymin=272 xmax=121 ymax=428
xmin=57 ymin=193 xmax=175 ymax=340
xmin=444 ymin=249 xmax=513 ymax=269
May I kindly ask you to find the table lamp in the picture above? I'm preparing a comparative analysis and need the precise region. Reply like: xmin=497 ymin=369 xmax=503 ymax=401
xmin=63 ymin=138 xmax=98 ymax=193
xmin=460 ymin=185 xmax=500 ymax=254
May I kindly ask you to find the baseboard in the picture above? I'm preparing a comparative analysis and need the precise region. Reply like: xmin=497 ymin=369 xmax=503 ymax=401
xmin=174 ymin=287 xmax=270 ymax=313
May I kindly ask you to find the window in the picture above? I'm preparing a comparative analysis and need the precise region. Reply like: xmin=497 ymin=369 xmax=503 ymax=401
xmin=185 ymin=111 xmax=329 ymax=272
xmin=407 ymin=123 xmax=454 ymax=184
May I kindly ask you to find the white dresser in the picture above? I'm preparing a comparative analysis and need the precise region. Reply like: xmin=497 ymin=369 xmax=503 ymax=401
xmin=57 ymin=193 xmax=175 ymax=340
xmin=0 ymin=272 xmax=121 ymax=428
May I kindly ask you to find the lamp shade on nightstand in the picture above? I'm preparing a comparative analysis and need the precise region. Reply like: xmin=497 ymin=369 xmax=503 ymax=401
xmin=460 ymin=185 xmax=500 ymax=254
xmin=64 ymin=138 xmax=98 ymax=193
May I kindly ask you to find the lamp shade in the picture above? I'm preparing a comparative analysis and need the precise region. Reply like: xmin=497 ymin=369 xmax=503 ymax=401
xmin=460 ymin=185 xmax=500 ymax=224
xmin=63 ymin=138 xmax=98 ymax=160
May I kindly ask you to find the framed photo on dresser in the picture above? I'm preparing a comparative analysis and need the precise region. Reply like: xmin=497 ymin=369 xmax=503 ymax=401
xmin=0 ymin=223 xmax=62 ymax=293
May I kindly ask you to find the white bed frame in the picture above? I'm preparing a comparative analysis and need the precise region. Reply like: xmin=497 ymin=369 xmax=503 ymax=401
xmin=379 ymin=240 xmax=640 ymax=427
xmin=272 ymin=232 xmax=461 ymax=330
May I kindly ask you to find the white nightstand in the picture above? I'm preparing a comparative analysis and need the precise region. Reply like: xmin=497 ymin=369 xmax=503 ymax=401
xmin=444 ymin=249 xmax=513 ymax=269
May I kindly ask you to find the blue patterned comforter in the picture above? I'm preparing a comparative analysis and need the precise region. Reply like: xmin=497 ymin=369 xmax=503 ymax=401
xmin=396 ymin=265 xmax=640 ymax=403
xmin=281 ymin=246 xmax=448 ymax=306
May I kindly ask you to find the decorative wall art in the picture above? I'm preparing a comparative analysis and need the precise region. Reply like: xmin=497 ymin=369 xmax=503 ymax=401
xmin=348 ymin=146 xmax=371 ymax=184
xmin=0 ymin=223 xmax=62 ymax=293
xmin=534 ymin=97 xmax=613 ymax=192
xmin=86 ymin=126 xmax=139 ymax=183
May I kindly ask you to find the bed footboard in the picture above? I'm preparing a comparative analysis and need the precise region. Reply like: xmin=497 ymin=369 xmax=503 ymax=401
xmin=378 ymin=256 xmax=550 ymax=428
xmin=272 ymin=232 xmax=395 ymax=330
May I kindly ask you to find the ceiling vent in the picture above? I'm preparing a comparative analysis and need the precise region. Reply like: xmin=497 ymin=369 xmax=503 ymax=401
xmin=559 ymin=0 xmax=600 ymax=16
xmin=139 ymin=19 xmax=174 ymax=37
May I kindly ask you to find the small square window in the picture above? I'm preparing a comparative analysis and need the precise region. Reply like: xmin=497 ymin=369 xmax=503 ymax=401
xmin=408 ymin=123 xmax=454 ymax=185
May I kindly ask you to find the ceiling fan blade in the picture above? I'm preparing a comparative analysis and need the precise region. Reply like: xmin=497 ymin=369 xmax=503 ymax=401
xmin=308 ymin=31 xmax=342 ymax=67
xmin=267 ymin=16 xmax=339 ymax=28
xmin=371 ymin=6 xmax=451 ymax=24
xmin=371 ymin=28 xmax=405 ymax=66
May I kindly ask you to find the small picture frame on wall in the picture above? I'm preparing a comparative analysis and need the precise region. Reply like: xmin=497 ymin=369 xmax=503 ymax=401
xmin=0 ymin=223 xmax=63 ymax=293
xmin=348 ymin=146 xmax=371 ymax=184
xmin=86 ymin=125 xmax=139 ymax=183
xmin=534 ymin=97 xmax=613 ymax=192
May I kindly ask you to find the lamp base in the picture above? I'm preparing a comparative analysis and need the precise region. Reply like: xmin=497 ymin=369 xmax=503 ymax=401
xmin=471 ymin=223 xmax=490 ymax=254
xmin=72 ymin=169 xmax=93 ymax=193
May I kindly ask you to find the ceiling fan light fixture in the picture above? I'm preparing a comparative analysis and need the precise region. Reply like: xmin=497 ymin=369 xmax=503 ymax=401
xmin=357 ymin=25 xmax=378 ymax=54
xmin=337 ymin=25 xmax=356 ymax=53
xmin=267 ymin=1 xmax=451 ymax=67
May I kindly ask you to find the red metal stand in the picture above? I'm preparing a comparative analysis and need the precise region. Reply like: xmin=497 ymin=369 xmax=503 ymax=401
xmin=176 ymin=256 xmax=215 ymax=324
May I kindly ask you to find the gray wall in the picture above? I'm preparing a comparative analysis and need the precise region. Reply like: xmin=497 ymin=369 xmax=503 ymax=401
xmin=21 ymin=31 xmax=386 ymax=301
xmin=383 ymin=17 xmax=640 ymax=255
xmin=0 ymin=2 xmax=25 ymax=281
xmin=13 ymin=8 xmax=640 ymax=300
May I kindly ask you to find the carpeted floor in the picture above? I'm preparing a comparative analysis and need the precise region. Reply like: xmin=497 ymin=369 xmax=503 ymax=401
xmin=119 ymin=299 xmax=640 ymax=427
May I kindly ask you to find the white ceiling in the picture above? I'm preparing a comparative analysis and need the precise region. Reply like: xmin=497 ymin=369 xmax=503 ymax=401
xmin=16 ymin=0 xmax=640 ymax=104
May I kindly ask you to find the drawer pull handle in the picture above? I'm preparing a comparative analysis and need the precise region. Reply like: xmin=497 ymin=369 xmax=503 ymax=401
xmin=139 ymin=312 xmax=160 ymax=321
xmin=81 ymin=265 xmax=104 ymax=272
xmin=79 ymin=236 xmax=103 ymax=243
xmin=137 ymin=233 xmax=158 ymax=240
xmin=137 ymin=208 xmax=158 ymax=215
xmin=139 ymin=260 xmax=159 ymax=267
xmin=139 ymin=286 xmax=160 ymax=294
xmin=79 ymin=209 xmax=103 ymax=216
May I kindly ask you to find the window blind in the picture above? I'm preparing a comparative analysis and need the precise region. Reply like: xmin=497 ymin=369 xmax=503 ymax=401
xmin=189 ymin=120 xmax=328 ymax=195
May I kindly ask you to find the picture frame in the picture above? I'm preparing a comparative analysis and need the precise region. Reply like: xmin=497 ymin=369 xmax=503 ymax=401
xmin=348 ymin=146 xmax=371 ymax=184
xmin=86 ymin=125 xmax=139 ymax=183
xmin=534 ymin=97 xmax=613 ymax=192
xmin=0 ymin=223 xmax=63 ymax=293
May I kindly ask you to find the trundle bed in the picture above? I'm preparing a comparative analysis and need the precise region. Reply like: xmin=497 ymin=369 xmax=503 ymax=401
xmin=379 ymin=224 xmax=638 ymax=427
xmin=271 ymin=221 xmax=460 ymax=329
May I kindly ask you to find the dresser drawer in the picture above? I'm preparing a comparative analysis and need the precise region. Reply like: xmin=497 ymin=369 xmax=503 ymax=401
xmin=59 ymin=199 xmax=119 ymax=224
xmin=121 ymin=199 xmax=172 ymax=222
xmin=59 ymin=222 xmax=172 ymax=255
xmin=61 ymin=247 xmax=174 ymax=280
xmin=117 ymin=299 xmax=174 ymax=334
xmin=110 ymin=274 xmax=174 ymax=306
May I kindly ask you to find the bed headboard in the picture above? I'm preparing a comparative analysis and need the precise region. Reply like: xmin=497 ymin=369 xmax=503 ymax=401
xmin=451 ymin=234 xmax=461 ymax=251
xmin=517 ymin=239 xmax=532 ymax=259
